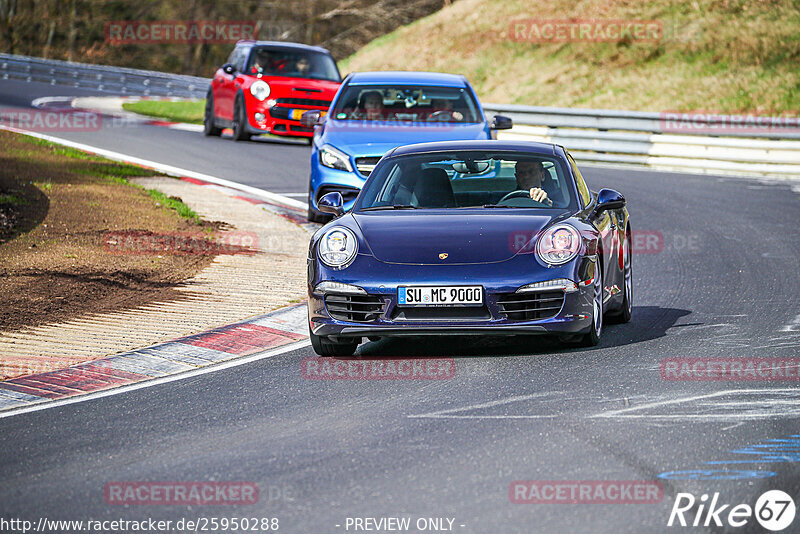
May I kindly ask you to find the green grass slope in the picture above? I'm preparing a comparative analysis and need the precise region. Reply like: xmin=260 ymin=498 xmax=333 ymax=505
xmin=340 ymin=0 xmax=800 ymax=113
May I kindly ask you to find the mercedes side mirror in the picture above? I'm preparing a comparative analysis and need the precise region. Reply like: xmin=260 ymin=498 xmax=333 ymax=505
xmin=300 ymin=110 xmax=323 ymax=128
xmin=318 ymin=191 xmax=344 ymax=217
xmin=490 ymin=114 xmax=513 ymax=130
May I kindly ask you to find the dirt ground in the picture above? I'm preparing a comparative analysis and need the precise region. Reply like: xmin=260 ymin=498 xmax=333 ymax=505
xmin=0 ymin=131 xmax=222 ymax=332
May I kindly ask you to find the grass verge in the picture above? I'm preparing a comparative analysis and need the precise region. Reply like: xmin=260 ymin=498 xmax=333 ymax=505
xmin=122 ymin=99 xmax=205 ymax=124
xmin=0 ymin=130 xmax=217 ymax=335
xmin=341 ymin=0 xmax=800 ymax=113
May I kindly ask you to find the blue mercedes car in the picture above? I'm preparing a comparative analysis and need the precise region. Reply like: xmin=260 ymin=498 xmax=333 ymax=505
xmin=301 ymin=71 xmax=512 ymax=222
xmin=307 ymin=140 xmax=633 ymax=356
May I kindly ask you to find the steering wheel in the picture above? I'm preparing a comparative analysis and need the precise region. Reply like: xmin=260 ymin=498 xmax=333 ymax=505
xmin=428 ymin=110 xmax=452 ymax=120
xmin=498 ymin=190 xmax=552 ymax=206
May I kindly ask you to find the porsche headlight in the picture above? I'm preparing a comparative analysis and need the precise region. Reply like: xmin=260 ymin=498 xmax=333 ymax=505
xmin=319 ymin=144 xmax=353 ymax=172
xmin=318 ymin=227 xmax=358 ymax=268
xmin=537 ymin=224 xmax=581 ymax=265
xmin=250 ymin=80 xmax=271 ymax=101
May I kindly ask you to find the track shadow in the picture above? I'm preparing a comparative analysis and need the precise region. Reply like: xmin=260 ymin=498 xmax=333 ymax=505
xmin=353 ymin=305 xmax=693 ymax=358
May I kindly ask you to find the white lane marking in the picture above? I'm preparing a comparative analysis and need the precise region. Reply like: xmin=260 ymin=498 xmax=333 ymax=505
xmin=31 ymin=96 xmax=76 ymax=108
xmin=781 ymin=313 xmax=800 ymax=332
xmin=407 ymin=392 xmax=560 ymax=419
xmin=722 ymin=422 xmax=744 ymax=431
xmin=594 ymin=388 xmax=796 ymax=417
xmin=0 ymin=339 xmax=310 ymax=420
xmin=0 ymin=126 xmax=307 ymax=210
xmin=164 ymin=122 xmax=204 ymax=132
xmin=594 ymin=388 xmax=800 ymax=421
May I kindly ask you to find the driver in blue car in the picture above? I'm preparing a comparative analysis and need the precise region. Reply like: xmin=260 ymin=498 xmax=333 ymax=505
xmin=515 ymin=161 xmax=554 ymax=206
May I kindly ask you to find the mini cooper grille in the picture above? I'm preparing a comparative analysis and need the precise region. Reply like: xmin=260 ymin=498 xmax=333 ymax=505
xmin=275 ymin=98 xmax=331 ymax=107
xmin=325 ymin=294 xmax=386 ymax=322
xmin=498 ymin=290 xmax=565 ymax=321
xmin=355 ymin=156 xmax=381 ymax=177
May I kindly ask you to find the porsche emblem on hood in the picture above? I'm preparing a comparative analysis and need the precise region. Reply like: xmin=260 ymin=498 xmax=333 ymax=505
xmin=438 ymin=252 xmax=449 ymax=260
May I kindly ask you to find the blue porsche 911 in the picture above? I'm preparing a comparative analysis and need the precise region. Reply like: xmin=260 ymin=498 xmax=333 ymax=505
xmin=307 ymin=140 xmax=632 ymax=356
xmin=301 ymin=71 xmax=512 ymax=222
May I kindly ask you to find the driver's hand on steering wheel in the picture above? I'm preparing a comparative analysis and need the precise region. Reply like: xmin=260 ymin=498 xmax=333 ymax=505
xmin=529 ymin=187 xmax=553 ymax=206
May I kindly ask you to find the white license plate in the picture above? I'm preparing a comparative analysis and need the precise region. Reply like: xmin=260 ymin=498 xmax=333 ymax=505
xmin=398 ymin=286 xmax=483 ymax=306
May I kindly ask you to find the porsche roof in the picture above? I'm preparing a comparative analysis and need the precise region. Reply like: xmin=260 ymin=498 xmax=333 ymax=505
xmin=386 ymin=140 xmax=561 ymax=158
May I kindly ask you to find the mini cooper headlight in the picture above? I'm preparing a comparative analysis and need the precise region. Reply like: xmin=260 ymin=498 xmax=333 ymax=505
xmin=250 ymin=80 xmax=271 ymax=101
xmin=537 ymin=224 xmax=581 ymax=265
xmin=319 ymin=144 xmax=353 ymax=172
xmin=318 ymin=227 xmax=358 ymax=269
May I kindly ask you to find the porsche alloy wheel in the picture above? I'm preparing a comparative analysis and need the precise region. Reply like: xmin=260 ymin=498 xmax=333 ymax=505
xmin=609 ymin=232 xmax=633 ymax=324
xmin=581 ymin=266 xmax=603 ymax=347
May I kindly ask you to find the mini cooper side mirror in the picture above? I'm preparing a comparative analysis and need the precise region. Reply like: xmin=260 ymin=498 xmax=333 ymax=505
xmin=300 ymin=110 xmax=322 ymax=128
xmin=594 ymin=188 xmax=626 ymax=214
xmin=490 ymin=114 xmax=513 ymax=130
xmin=222 ymin=63 xmax=236 ymax=75
xmin=318 ymin=191 xmax=344 ymax=217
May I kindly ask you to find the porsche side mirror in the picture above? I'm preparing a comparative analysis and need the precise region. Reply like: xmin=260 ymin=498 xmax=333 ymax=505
xmin=490 ymin=114 xmax=513 ymax=130
xmin=594 ymin=188 xmax=626 ymax=214
xmin=318 ymin=191 xmax=344 ymax=217
xmin=222 ymin=63 xmax=236 ymax=75
xmin=300 ymin=110 xmax=322 ymax=128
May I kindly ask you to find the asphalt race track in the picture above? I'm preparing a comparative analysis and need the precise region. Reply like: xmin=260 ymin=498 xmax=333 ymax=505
xmin=1 ymin=79 xmax=799 ymax=533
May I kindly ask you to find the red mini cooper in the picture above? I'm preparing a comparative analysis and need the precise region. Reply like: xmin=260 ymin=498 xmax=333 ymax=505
xmin=204 ymin=40 xmax=341 ymax=141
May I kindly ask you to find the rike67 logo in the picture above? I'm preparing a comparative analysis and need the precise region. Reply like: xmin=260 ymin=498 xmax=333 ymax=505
xmin=668 ymin=490 xmax=796 ymax=531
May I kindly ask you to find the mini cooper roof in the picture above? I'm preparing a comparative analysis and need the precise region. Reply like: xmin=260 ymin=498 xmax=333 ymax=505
xmin=234 ymin=40 xmax=333 ymax=55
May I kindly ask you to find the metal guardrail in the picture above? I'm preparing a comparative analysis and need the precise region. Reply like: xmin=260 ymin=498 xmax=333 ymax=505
xmin=0 ymin=53 xmax=210 ymax=98
xmin=484 ymin=104 xmax=800 ymax=177
xmin=483 ymin=103 xmax=800 ymax=140
xmin=1 ymin=54 xmax=797 ymax=177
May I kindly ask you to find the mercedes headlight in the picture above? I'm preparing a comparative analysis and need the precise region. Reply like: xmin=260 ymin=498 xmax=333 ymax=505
xmin=250 ymin=80 xmax=271 ymax=101
xmin=319 ymin=144 xmax=353 ymax=172
xmin=536 ymin=224 xmax=581 ymax=265
xmin=318 ymin=227 xmax=358 ymax=269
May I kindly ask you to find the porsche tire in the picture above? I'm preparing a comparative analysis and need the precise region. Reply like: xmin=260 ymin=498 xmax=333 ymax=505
xmin=310 ymin=332 xmax=358 ymax=357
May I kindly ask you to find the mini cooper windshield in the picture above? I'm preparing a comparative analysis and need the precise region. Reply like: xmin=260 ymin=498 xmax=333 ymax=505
xmin=331 ymin=85 xmax=480 ymax=123
xmin=247 ymin=47 xmax=340 ymax=81
xmin=356 ymin=151 xmax=577 ymax=210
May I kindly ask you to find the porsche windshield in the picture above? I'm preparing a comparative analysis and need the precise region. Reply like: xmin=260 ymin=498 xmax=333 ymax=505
xmin=331 ymin=85 xmax=480 ymax=123
xmin=357 ymin=151 xmax=576 ymax=210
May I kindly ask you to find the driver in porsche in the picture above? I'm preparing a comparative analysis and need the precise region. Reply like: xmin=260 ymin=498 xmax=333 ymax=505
xmin=514 ymin=161 xmax=555 ymax=206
